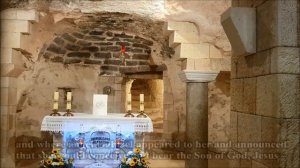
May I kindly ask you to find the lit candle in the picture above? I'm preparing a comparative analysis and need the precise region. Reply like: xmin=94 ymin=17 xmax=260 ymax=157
xmin=127 ymin=93 xmax=131 ymax=111
xmin=67 ymin=92 xmax=72 ymax=101
xmin=66 ymin=103 xmax=71 ymax=110
xmin=140 ymin=94 xmax=144 ymax=111
xmin=54 ymin=91 xmax=59 ymax=101
xmin=53 ymin=102 xmax=58 ymax=110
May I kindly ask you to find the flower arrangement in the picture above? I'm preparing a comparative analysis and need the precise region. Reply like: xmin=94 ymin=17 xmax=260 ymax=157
xmin=119 ymin=147 xmax=150 ymax=168
xmin=39 ymin=148 xmax=74 ymax=168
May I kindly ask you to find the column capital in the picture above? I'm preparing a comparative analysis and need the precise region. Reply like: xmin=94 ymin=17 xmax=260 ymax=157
xmin=178 ymin=70 xmax=219 ymax=83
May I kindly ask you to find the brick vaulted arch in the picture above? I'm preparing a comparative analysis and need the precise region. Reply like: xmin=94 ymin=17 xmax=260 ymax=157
xmin=39 ymin=12 xmax=173 ymax=76
xmin=43 ymin=30 xmax=156 ymax=75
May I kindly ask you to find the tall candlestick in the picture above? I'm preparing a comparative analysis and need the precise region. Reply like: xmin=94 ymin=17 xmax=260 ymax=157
xmin=54 ymin=91 xmax=59 ymax=101
xmin=127 ymin=93 xmax=131 ymax=111
xmin=53 ymin=102 xmax=58 ymax=110
xmin=66 ymin=103 xmax=71 ymax=110
xmin=67 ymin=92 xmax=72 ymax=101
xmin=124 ymin=93 xmax=134 ymax=117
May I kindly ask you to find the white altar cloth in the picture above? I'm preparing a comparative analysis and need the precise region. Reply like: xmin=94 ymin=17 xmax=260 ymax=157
xmin=41 ymin=113 xmax=153 ymax=133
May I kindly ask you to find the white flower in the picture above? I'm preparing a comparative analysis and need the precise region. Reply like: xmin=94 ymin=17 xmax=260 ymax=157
xmin=126 ymin=158 xmax=131 ymax=164
xmin=140 ymin=151 xmax=145 ymax=157
xmin=50 ymin=154 xmax=56 ymax=159
xmin=51 ymin=162 xmax=59 ymax=166
xmin=127 ymin=151 xmax=133 ymax=155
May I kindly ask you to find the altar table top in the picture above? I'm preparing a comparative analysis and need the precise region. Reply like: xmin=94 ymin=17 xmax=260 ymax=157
xmin=41 ymin=112 xmax=153 ymax=133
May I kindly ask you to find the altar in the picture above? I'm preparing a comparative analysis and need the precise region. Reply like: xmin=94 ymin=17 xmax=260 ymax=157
xmin=41 ymin=112 xmax=153 ymax=168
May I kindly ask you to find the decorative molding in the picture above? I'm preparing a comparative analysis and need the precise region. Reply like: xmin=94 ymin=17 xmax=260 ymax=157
xmin=221 ymin=7 xmax=256 ymax=56
xmin=178 ymin=70 xmax=219 ymax=83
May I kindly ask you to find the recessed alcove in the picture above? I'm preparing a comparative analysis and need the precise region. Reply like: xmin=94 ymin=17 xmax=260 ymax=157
xmin=125 ymin=78 xmax=164 ymax=133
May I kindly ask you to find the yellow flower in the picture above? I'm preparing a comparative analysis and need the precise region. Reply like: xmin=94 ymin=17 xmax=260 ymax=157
xmin=68 ymin=157 xmax=74 ymax=164
xmin=133 ymin=147 xmax=141 ymax=154
xmin=46 ymin=159 xmax=52 ymax=165
xmin=131 ymin=157 xmax=138 ymax=163
xmin=129 ymin=160 xmax=136 ymax=166
xmin=56 ymin=155 xmax=63 ymax=161
xmin=59 ymin=162 xmax=64 ymax=166
xmin=51 ymin=148 xmax=59 ymax=154
xmin=141 ymin=157 xmax=148 ymax=164
xmin=122 ymin=157 xmax=127 ymax=163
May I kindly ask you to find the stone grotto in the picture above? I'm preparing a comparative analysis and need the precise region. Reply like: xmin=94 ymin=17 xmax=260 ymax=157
xmin=0 ymin=0 xmax=299 ymax=168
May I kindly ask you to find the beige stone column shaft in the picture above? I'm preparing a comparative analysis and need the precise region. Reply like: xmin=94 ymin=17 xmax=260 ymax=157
xmin=179 ymin=70 xmax=218 ymax=168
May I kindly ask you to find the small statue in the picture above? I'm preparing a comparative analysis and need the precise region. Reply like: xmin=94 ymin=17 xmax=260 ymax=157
xmin=120 ymin=45 xmax=126 ymax=65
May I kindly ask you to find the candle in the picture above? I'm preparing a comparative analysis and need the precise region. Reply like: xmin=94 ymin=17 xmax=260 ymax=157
xmin=66 ymin=103 xmax=71 ymax=110
xmin=53 ymin=102 xmax=58 ymax=110
xmin=127 ymin=93 xmax=131 ymax=111
xmin=140 ymin=94 xmax=144 ymax=111
xmin=54 ymin=91 xmax=59 ymax=101
xmin=67 ymin=92 xmax=72 ymax=101
xmin=140 ymin=94 xmax=144 ymax=102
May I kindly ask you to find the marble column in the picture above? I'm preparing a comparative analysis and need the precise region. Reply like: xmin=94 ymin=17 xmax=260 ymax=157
xmin=179 ymin=70 xmax=219 ymax=168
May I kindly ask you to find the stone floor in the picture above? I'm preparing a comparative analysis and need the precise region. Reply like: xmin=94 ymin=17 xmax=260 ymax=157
xmin=149 ymin=160 xmax=185 ymax=168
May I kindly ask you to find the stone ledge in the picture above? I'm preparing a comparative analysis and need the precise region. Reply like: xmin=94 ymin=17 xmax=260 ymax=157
xmin=1 ymin=48 xmax=24 ymax=66
xmin=174 ymin=43 xmax=210 ymax=60
xmin=1 ymin=20 xmax=31 ymax=34
xmin=0 ymin=63 xmax=26 ymax=77
xmin=178 ymin=70 xmax=219 ymax=83
xmin=221 ymin=7 xmax=256 ymax=56
xmin=0 ymin=77 xmax=17 ymax=88
xmin=120 ymin=65 xmax=166 ymax=74
xmin=0 ymin=87 xmax=18 ymax=106
xmin=1 ymin=32 xmax=31 ymax=50
xmin=1 ymin=9 xmax=39 ymax=22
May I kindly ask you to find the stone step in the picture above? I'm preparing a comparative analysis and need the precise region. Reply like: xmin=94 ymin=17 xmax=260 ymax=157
xmin=1 ymin=20 xmax=32 ymax=34
xmin=152 ymin=117 xmax=164 ymax=123
xmin=131 ymin=90 xmax=148 ymax=93
xmin=153 ymin=128 xmax=163 ymax=134
xmin=131 ymin=85 xmax=148 ymax=90
xmin=132 ymin=103 xmax=160 ymax=109
xmin=165 ymin=21 xmax=199 ymax=48
xmin=174 ymin=43 xmax=209 ymax=60
xmin=149 ymin=160 xmax=185 ymax=168
xmin=131 ymin=103 xmax=153 ymax=108
xmin=131 ymin=96 xmax=152 ymax=102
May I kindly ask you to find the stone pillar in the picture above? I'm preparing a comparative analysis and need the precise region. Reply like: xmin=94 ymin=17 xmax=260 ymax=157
xmin=179 ymin=70 xmax=218 ymax=168
xmin=1 ymin=9 xmax=38 ymax=168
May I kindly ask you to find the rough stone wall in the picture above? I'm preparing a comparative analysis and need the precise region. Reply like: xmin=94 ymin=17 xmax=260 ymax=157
xmin=147 ymin=79 xmax=164 ymax=132
xmin=228 ymin=0 xmax=300 ymax=168
xmin=43 ymin=30 xmax=153 ymax=75
xmin=208 ymin=72 xmax=231 ymax=145
xmin=0 ymin=0 xmax=232 ymax=54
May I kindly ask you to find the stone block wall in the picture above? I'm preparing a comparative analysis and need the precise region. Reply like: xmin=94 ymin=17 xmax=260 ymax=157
xmin=228 ymin=0 xmax=300 ymax=167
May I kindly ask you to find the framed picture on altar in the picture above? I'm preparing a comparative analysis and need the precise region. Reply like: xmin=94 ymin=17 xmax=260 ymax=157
xmin=93 ymin=94 xmax=108 ymax=115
